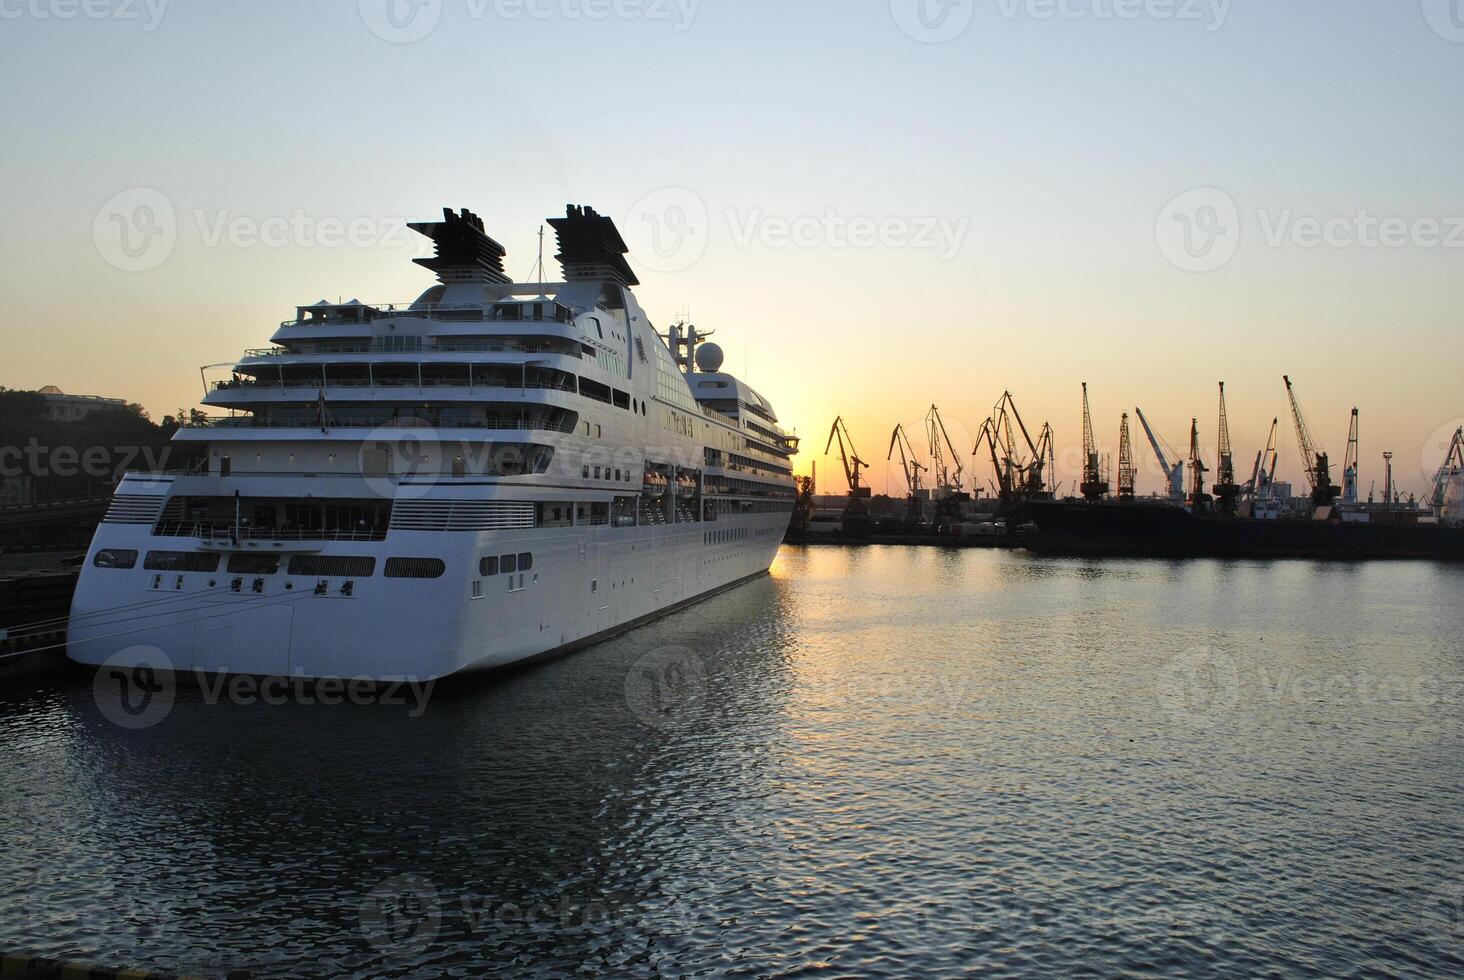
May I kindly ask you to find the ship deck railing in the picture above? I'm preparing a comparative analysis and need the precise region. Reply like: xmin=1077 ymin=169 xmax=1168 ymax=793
xmin=183 ymin=416 xmax=577 ymax=433
xmin=241 ymin=342 xmax=581 ymax=359
xmin=278 ymin=303 xmax=577 ymax=329
xmin=211 ymin=377 xmax=579 ymax=393
xmin=152 ymin=521 xmax=388 ymax=542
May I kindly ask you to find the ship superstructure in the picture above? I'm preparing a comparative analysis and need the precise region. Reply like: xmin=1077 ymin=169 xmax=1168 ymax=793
xmin=69 ymin=206 xmax=798 ymax=680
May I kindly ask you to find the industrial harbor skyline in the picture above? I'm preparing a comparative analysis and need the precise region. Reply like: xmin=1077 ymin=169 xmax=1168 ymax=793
xmin=3 ymin=2 xmax=1462 ymax=500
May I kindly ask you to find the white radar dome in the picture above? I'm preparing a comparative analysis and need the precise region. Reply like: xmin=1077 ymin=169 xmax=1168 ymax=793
xmin=695 ymin=343 xmax=725 ymax=373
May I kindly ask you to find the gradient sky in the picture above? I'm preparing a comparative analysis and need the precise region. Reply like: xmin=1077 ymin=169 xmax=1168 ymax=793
xmin=2 ymin=0 xmax=1461 ymax=496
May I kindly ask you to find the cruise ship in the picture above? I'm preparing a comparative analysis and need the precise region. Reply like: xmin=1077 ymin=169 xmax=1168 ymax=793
xmin=68 ymin=205 xmax=799 ymax=681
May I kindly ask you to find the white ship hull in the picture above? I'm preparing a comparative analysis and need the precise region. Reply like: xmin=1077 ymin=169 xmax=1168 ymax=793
xmin=69 ymin=505 xmax=786 ymax=681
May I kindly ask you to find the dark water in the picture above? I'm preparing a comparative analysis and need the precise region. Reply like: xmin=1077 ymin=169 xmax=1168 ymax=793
xmin=4 ymin=546 xmax=1464 ymax=978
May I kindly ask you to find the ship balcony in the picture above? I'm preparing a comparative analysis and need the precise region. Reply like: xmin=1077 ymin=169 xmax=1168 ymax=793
xmin=234 ymin=347 xmax=583 ymax=368
xmin=176 ymin=413 xmax=577 ymax=439
xmin=206 ymin=364 xmax=581 ymax=404
xmin=205 ymin=380 xmax=579 ymax=402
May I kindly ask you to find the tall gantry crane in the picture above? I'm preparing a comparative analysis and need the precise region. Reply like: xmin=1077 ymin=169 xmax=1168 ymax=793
xmin=825 ymin=417 xmax=871 ymax=514
xmin=888 ymin=423 xmax=927 ymax=522
xmin=925 ymin=405 xmax=965 ymax=495
xmin=1188 ymin=419 xmax=1210 ymax=511
xmin=1117 ymin=413 xmax=1136 ymax=500
xmin=1213 ymin=382 xmax=1240 ymax=515
xmin=1430 ymin=426 xmax=1464 ymax=521
xmin=1283 ymin=375 xmax=1341 ymax=511
xmin=973 ymin=392 xmax=1053 ymax=505
xmin=1079 ymin=383 xmax=1109 ymax=501
xmin=1341 ymin=408 xmax=1360 ymax=504
xmin=1135 ymin=407 xmax=1185 ymax=501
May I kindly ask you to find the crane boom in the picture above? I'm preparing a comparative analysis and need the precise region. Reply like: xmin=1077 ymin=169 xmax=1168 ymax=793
xmin=1283 ymin=375 xmax=1340 ymax=510
xmin=972 ymin=418 xmax=1009 ymax=500
xmin=1080 ymin=382 xmax=1109 ymax=500
xmin=1135 ymin=406 xmax=1185 ymax=501
xmin=887 ymin=424 xmax=927 ymax=494
xmin=1188 ymin=419 xmax=1210 ymax=510
xmin=1213 ymin=382 xmax=1240 ymax=514
xmin=1247 ymin=417 xmax=1279 ymax=499
xmin=1342 ymin=408 xmax=1360 ymax=504
xmin=824 ymin=416 xmax=870 ymax=502
xmin=925 ymin=405 xmax=964 ymax=492
xmin=1431 ymin=426 xmax=1464 ymax=519
xmin=1118 ymin=413 xmax=1136 ymax=499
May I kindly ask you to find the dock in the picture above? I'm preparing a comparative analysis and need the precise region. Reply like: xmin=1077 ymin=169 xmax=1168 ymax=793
xmin=0 ymin=558 xmax=79 ymax=682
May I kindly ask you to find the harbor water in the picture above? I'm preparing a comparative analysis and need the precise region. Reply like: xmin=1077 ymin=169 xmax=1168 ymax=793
xmin=3 ymin=546 xmax=1463 ymax=977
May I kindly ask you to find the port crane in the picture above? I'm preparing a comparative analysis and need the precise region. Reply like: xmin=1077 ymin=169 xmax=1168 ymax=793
xmin=1080 ymin=383 xmax=1109 ymax=501
xmin=925 ymin=405 xmax=965 ymax=495
xmin=888 ymin=423 xmax=927 ymax=522
xmin=1031 ymin=422 xmax=1057 ymax=498
xmin=825 ymin=417 xmax=872 ymax=514
xmin=1135 ymin=406 xmax=1185 ymax=501
xmin=1341 ymin=408 xmax=1360 ymax=504
xmin=1213 ymin=382 xmax=1240 ymax=515
xmin=1245 ymin=417 xmax=1280 ymax=505
xmin=973 ymin=392 xmax=1053 ymax=504
xmin=1430 ymin=426 xmax=1464 ymax=522
xmin=1283 ymin=376 xmax=1341 ymax=511
xmin=1188 ymin=419 xmax=1210 ymax=512
xmin=1117 ymin=413 xmax=1136 ymax=500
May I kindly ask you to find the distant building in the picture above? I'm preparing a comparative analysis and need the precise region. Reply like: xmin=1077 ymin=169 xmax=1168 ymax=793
xmin=34 ymin=385 xmax=126 ymax=422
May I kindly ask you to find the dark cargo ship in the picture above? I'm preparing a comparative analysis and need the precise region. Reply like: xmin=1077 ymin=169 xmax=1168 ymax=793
xmin=1026 ymin=499 xmax=1464 ymax=561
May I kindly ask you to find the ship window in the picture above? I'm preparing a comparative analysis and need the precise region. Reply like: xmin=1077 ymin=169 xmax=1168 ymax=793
xmin=537 ymin=504 xmax=572 ymax=527
xmin=583 ymin=464 xmax=590 ymax=478
xmin=501 ymin=554 xmax=517 ymax=574
xmin=228 ymin=554 xmax=280 ymax=575
xmin=93 ymin=549 xmax=138 ymax=569
xmin=144 ymin=551 xmax=221 ymax=573
xmin=594 ymin=466 xmax=601 ymax=479
xmin=580 ymin=378 xmax=612 ymax=404
xmin=613 ymin=389 xmax=630 ymax=410
xmin=385 ymin=558 xmax=447 ymax=579
xmin=518 ymin=553 xmax=533 ymax=571
xmin=287 ymin=555 xmax=376 ymax=577
xmin=479 ymin=556 xmax=499 ymax=576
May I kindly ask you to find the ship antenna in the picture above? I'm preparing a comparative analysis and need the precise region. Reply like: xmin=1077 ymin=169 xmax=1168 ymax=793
xmin=526 ymin=224 xmax=547 ymax=284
